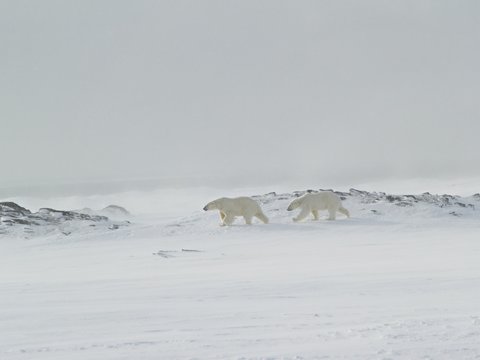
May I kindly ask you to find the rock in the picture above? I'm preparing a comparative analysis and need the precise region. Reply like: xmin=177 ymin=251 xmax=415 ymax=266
xmin=386 ymin=195 xmax=401 ymax=202
xmin=0 ymin=202 xmax=31 ymax=215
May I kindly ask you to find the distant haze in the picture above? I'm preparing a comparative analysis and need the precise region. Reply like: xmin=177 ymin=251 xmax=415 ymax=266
xmin=2 ymin=1 xmax=480 ymax=191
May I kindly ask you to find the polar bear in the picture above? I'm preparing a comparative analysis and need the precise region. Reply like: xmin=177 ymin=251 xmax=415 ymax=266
xmin=287 ymin=191 xmax=350 ymax=222
xmin=203 ymin=197 xmax=269 ymax=226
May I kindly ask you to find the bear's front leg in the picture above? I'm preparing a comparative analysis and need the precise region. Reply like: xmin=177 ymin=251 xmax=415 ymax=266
xmin=222 ymin=214 xmax=235 ymax=226
xmin=219 ymin=212 xmax=227 ymax=226
xmin=219 ymin=211 xmax=226 ymax=222
xmin=293 ymin=208 xmax=310 ymax=222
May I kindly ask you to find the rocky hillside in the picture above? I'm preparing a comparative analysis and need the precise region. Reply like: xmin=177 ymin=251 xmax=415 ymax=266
xmin=0 ymin=202 xmax=130 ymax=238
xmin=251 ymin=188 xmax=480 ymax=219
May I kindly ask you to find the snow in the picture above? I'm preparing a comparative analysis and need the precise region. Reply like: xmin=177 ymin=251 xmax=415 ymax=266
xmin=2 ymin=185 xmax=480 ymax=359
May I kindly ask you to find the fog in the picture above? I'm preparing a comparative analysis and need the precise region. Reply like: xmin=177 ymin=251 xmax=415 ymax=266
xmin=2 ymin=1 xmax=480 ymax=193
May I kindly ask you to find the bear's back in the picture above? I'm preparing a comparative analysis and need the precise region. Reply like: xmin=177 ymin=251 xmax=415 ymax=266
xmin=306 ymin=191 xmax=340 ymax=206
xmin=219 ymin=197 xmax=259 ymax=213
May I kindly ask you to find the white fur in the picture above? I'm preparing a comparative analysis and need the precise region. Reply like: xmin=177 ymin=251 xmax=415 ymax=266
xmin=287 ymin=191 xmax=350 ymax=222
xmin=203 ymin=197 xmax=269 ymax=226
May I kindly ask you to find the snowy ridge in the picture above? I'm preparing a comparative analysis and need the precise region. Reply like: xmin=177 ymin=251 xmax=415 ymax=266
xmin=0 ymin=202 xmax=130 ymax=238
xmin=3 ymin=188 xmax=479 ymax=239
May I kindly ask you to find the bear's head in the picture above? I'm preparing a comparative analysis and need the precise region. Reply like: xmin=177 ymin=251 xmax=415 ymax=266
xmin=203 ymin=200 xmax=218 ymax=211
xmin=287 ymin=198 xmax=301 ymax=211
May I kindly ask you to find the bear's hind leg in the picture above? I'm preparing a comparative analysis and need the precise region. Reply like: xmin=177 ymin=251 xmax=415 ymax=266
xmin=294 ymin=208 xmax=310 ymax=222
xmin=311 ymin=210 xmax=319 ymax=220
xmin=243 ymin=215 xmax=253 ymax=225
xmin=255 ymin=212 xmax=269 ymax=224
xmin=327 ymin=207 xmax=336 ymax=220
xmin=338 ymin=206 xmax=350 ymax=218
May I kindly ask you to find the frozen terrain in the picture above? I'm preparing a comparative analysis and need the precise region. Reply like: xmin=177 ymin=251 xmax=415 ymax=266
xmin=2 ymin=186 xmax=480 ymax=359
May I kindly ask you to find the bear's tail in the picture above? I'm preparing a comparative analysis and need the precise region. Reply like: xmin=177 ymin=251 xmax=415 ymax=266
xmin=338 ymin=206 xmax=350 ymax=218
xmin=255 ymin=212 xmax=269 ymax=224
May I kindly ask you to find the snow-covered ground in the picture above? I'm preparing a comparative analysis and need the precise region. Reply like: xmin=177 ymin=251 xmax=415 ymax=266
xmin=2 ymin=184 xmax=480 ymax=359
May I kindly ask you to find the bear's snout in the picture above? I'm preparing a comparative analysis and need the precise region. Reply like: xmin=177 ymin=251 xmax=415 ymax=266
xmin=287 ymin=206 xmax=293 ymax=211
xmin=203 ymin=206 xmax=208 ymax=211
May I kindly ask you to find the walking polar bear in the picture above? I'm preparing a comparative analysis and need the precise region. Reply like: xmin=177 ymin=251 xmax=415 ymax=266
xmin=203 ymin=197 xmax=269 ymax=226
xmin=287 ymin=191 xmax=350 ymax=222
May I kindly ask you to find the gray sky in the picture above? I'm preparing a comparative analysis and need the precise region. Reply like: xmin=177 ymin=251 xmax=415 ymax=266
xmin=2 ymin=0 xmax=480 ymax=190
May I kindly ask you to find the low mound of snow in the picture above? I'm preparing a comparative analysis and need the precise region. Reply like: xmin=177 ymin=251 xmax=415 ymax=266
xmin=78 ymin=204 xmax=131 ymax=220
xmin=98 ymin=205 xmax=131 ymax=219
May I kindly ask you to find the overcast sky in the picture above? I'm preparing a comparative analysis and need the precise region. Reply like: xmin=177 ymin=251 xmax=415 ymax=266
xmin=1 ymin=0 xmax=480 ymax=190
